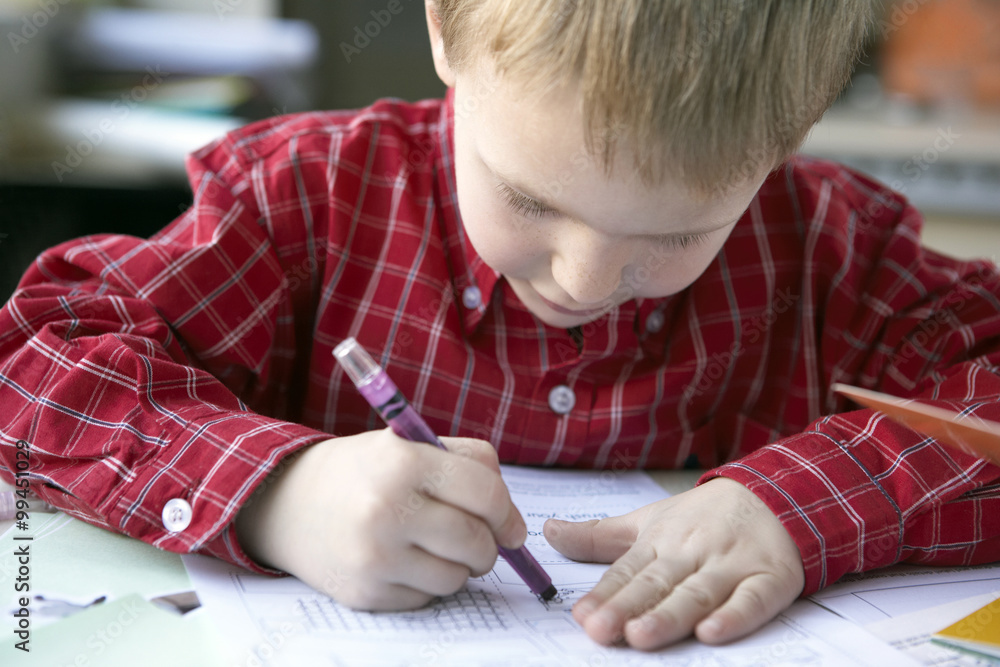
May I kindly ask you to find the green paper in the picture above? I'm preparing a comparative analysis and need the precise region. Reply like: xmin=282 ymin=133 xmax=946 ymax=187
xmin=3 ymin=594 xmax=218 ymax=667
xmin=0 ymin=513 xmax=189 ymax=604
xmin=0 ymin=513 xmax=222 ymax=664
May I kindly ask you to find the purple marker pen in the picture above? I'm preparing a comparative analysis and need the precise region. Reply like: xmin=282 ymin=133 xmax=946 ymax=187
xmin=333 ymin=337 xmax=557 ymax=601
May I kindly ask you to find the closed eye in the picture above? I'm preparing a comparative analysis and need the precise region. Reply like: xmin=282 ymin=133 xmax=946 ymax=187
xmin=496 ymin=183 xmax=557 ymax=218
xmin=655 ymin=232 xmax=712 ymax=250
xmin=498 ymin=180 xmax=720 ymax=250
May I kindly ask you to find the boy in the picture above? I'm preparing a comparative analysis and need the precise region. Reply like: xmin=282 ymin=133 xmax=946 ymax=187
xmin=2 ymin=0 xmax=1000 ymax=653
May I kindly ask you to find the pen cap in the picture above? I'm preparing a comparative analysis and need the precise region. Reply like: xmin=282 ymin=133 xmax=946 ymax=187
xmin=333 ymin=337 xmax=380 ymax=387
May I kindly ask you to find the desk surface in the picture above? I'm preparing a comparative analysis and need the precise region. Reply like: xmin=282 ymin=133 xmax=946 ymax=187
xmin=2 ymin=470 xmax=993 ymax=666
xmin=0 ymin=469 xmax=701 ymax=666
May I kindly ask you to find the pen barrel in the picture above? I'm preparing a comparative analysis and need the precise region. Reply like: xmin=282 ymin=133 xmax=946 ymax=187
xmin=387 ymin=407 xmax=447 ymax=451
xmin=335 ymin=339 xmax=555 ymax=600
xmin=355 ymin=371 xmax=447 ymax=450
xmin=498 ymin=545 xmax=555 ymax=599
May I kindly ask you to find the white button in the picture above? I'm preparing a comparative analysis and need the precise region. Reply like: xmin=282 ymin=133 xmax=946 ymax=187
xmin=548 ymin=385 xmax=576 ymax=415
xmin=162 ymin=498 xmax=192 ymax=533
xmin=462 ymin=286 xmax=482 ymax=310
xmin=646 ymin=310 xmax=665 ymax=333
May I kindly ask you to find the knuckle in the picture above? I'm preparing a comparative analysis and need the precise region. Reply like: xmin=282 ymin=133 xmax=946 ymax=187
xmin=677 ymin=580 xmax=715 ymax=611
xmin=381 ymin=439 xmax=422 ymax=477
xmin=737 ymin=584 xmax=771 ymax=619
xmin=457 ymin=511 xmax=489 ymax=544
xmin=344 ymin=541 xmax=391 ymax=578
xmin=438 ymin=567 xmax=473 ymax=595
xmin=482 ymin=475 xmax=509 ymax=513
xmin=355 ymin=490 xmax=399 ymax=528
xmin=599 ymin=564 xmax=637 ymax=590
xmin=632 ymin=569 xmax=677 ymax=606
xmin=445 ymin=437 xmax=494 ymax=461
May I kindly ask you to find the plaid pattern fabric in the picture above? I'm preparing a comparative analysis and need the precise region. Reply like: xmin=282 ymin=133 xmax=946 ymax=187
xmin=1 ymin=93 xmax=999 ymax=592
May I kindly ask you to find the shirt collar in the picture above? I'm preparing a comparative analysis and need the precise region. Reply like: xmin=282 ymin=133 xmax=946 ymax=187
xmin=434 ymin=88 xmax=501 ymax=336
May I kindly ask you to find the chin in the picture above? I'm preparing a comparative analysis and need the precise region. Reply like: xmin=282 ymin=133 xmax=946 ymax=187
xmin=530 ymin=306 xmax=611 ymax=329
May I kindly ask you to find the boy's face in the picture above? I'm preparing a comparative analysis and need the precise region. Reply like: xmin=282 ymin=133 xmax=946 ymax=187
xmin=450 ymin=65 xmax=768 ymax=329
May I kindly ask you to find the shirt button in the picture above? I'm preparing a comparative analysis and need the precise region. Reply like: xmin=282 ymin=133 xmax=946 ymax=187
xmin=646 ymin=310 xmax=665 ymax=334
xmin=162 ymin=498 xmax=192 ymax=533
xmin=462 ymin=286 xmax=482 ymax=310
xmin=548 ymin=385 xmax=576 ymax=415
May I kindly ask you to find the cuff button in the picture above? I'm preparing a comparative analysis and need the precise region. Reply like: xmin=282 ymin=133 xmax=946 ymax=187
xmin=162 ymin=498 xmax=193 ymax=533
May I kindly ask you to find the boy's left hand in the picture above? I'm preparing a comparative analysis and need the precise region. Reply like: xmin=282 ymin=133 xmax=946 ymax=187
xmin=543 ymin=477 xmax=804 ymax=651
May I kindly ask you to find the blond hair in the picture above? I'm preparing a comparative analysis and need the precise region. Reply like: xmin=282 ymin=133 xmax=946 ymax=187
xmin=434 ymin=0 xmax=877 ymax=193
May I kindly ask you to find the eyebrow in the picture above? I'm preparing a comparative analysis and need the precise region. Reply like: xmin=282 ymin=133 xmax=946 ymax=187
xmin=486 ymin=160 xmax=744 ymax=238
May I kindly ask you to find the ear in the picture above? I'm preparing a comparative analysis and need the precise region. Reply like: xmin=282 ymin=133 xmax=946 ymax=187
xmin=425 ymin=0 xmax=457 ymax=87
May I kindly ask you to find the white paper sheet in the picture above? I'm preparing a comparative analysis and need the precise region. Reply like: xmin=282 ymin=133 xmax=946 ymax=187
xmin=864 ymin=592 xmax=999 ymax=666
xmin=185 ymin=466 xmax=917 ymax=666
xmin=810 ymin=563 xmax=1000 ymax=626
xmin=810 ymin=563 xmax=1000 ymax=665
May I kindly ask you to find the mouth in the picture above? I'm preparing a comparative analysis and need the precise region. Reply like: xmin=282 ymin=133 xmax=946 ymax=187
xmin=536 ymin=292 xmax=611 ymax=318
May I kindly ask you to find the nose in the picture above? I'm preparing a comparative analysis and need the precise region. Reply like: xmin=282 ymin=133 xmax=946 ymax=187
xmin=550 ymin=229 xmax=628 ymax=305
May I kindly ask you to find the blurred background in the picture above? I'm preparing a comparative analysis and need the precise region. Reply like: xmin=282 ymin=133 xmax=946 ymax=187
xmin=0 ymin=0 xmax=998 ymax=301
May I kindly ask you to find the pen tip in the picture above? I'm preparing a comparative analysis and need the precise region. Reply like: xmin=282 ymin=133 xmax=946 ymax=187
xmin=540 ymin=585 xmax=558 ymax=601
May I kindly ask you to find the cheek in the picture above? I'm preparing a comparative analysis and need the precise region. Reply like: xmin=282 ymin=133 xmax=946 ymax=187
xmin=454 ymin=158 xmax=544 ymax=276
xmin=463 ymin=200 xmax=542 ymax=276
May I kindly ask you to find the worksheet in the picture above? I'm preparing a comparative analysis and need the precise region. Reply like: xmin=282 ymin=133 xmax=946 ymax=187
xmin=864 ymin=593 xmax=999 ymax=666
xmin=185 ymin=466 xmax=917 ymax=666
xmin=810 ymin=562 xmax=1000 ymax=626
xmin=810 ymin=562 xmax=1000 ymax=665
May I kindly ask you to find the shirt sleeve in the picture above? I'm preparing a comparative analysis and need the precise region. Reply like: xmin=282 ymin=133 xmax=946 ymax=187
xmin=701 ymin=163 xmax=1000 ymax=595
xmin=0 ymin=133 xmax=332 ymax=574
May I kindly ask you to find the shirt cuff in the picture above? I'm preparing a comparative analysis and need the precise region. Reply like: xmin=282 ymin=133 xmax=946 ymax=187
xmin=100 ymin=411 xmax=332 ymax=576
xmin=696 ymin=429 xmax=903 ymax=596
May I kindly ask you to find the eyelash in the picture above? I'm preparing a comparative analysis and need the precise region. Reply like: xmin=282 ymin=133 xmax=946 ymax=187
xmin=496 ymin=183 xmax=712 ymax=250
xmin=658 ymin=233 xmax=710 ymax=250
xmin=497 ymin=185 xmax=557 ymax=218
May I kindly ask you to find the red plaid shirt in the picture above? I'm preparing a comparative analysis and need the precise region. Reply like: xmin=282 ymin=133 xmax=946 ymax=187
xmin=2 ymin=93 xmax=1000 ymax=595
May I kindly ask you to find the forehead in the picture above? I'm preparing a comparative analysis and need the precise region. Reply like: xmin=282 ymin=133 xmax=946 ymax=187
xmin=456 ymin=66 xmax=765 ymax=234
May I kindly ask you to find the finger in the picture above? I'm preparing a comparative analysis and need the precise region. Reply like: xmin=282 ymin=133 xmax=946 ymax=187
xmin=438 ymin=436 xmax=501 ymax=473
xmin=334 ymin=579 xmax=436 ymax=612
xmin=388 ymin=545 xmax=479 ymax=598
xmin=404 ymin=498 xmax=498 ymax=577
xmin=543 ymin=514 xmax=640 ymax=563
xmin=694 ymin=571 xmax=798 ymax=645
xmin=620 ymin=567 xmax=740 ymax=651
xmin=415 ymin=447 xmax=526 ymax=549
xmin=568 ymin=540 xmax=661 ymax=641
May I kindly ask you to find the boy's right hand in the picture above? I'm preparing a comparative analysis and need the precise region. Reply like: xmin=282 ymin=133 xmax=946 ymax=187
xmin=235 ymin=429 xmax=526 ymax=610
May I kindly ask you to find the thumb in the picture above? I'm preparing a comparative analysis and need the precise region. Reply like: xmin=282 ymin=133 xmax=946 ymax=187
xmin=439 ymin=436 xmax=501 ymax=474
xmin=543 ymin=514 xmax=639 ymax=564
